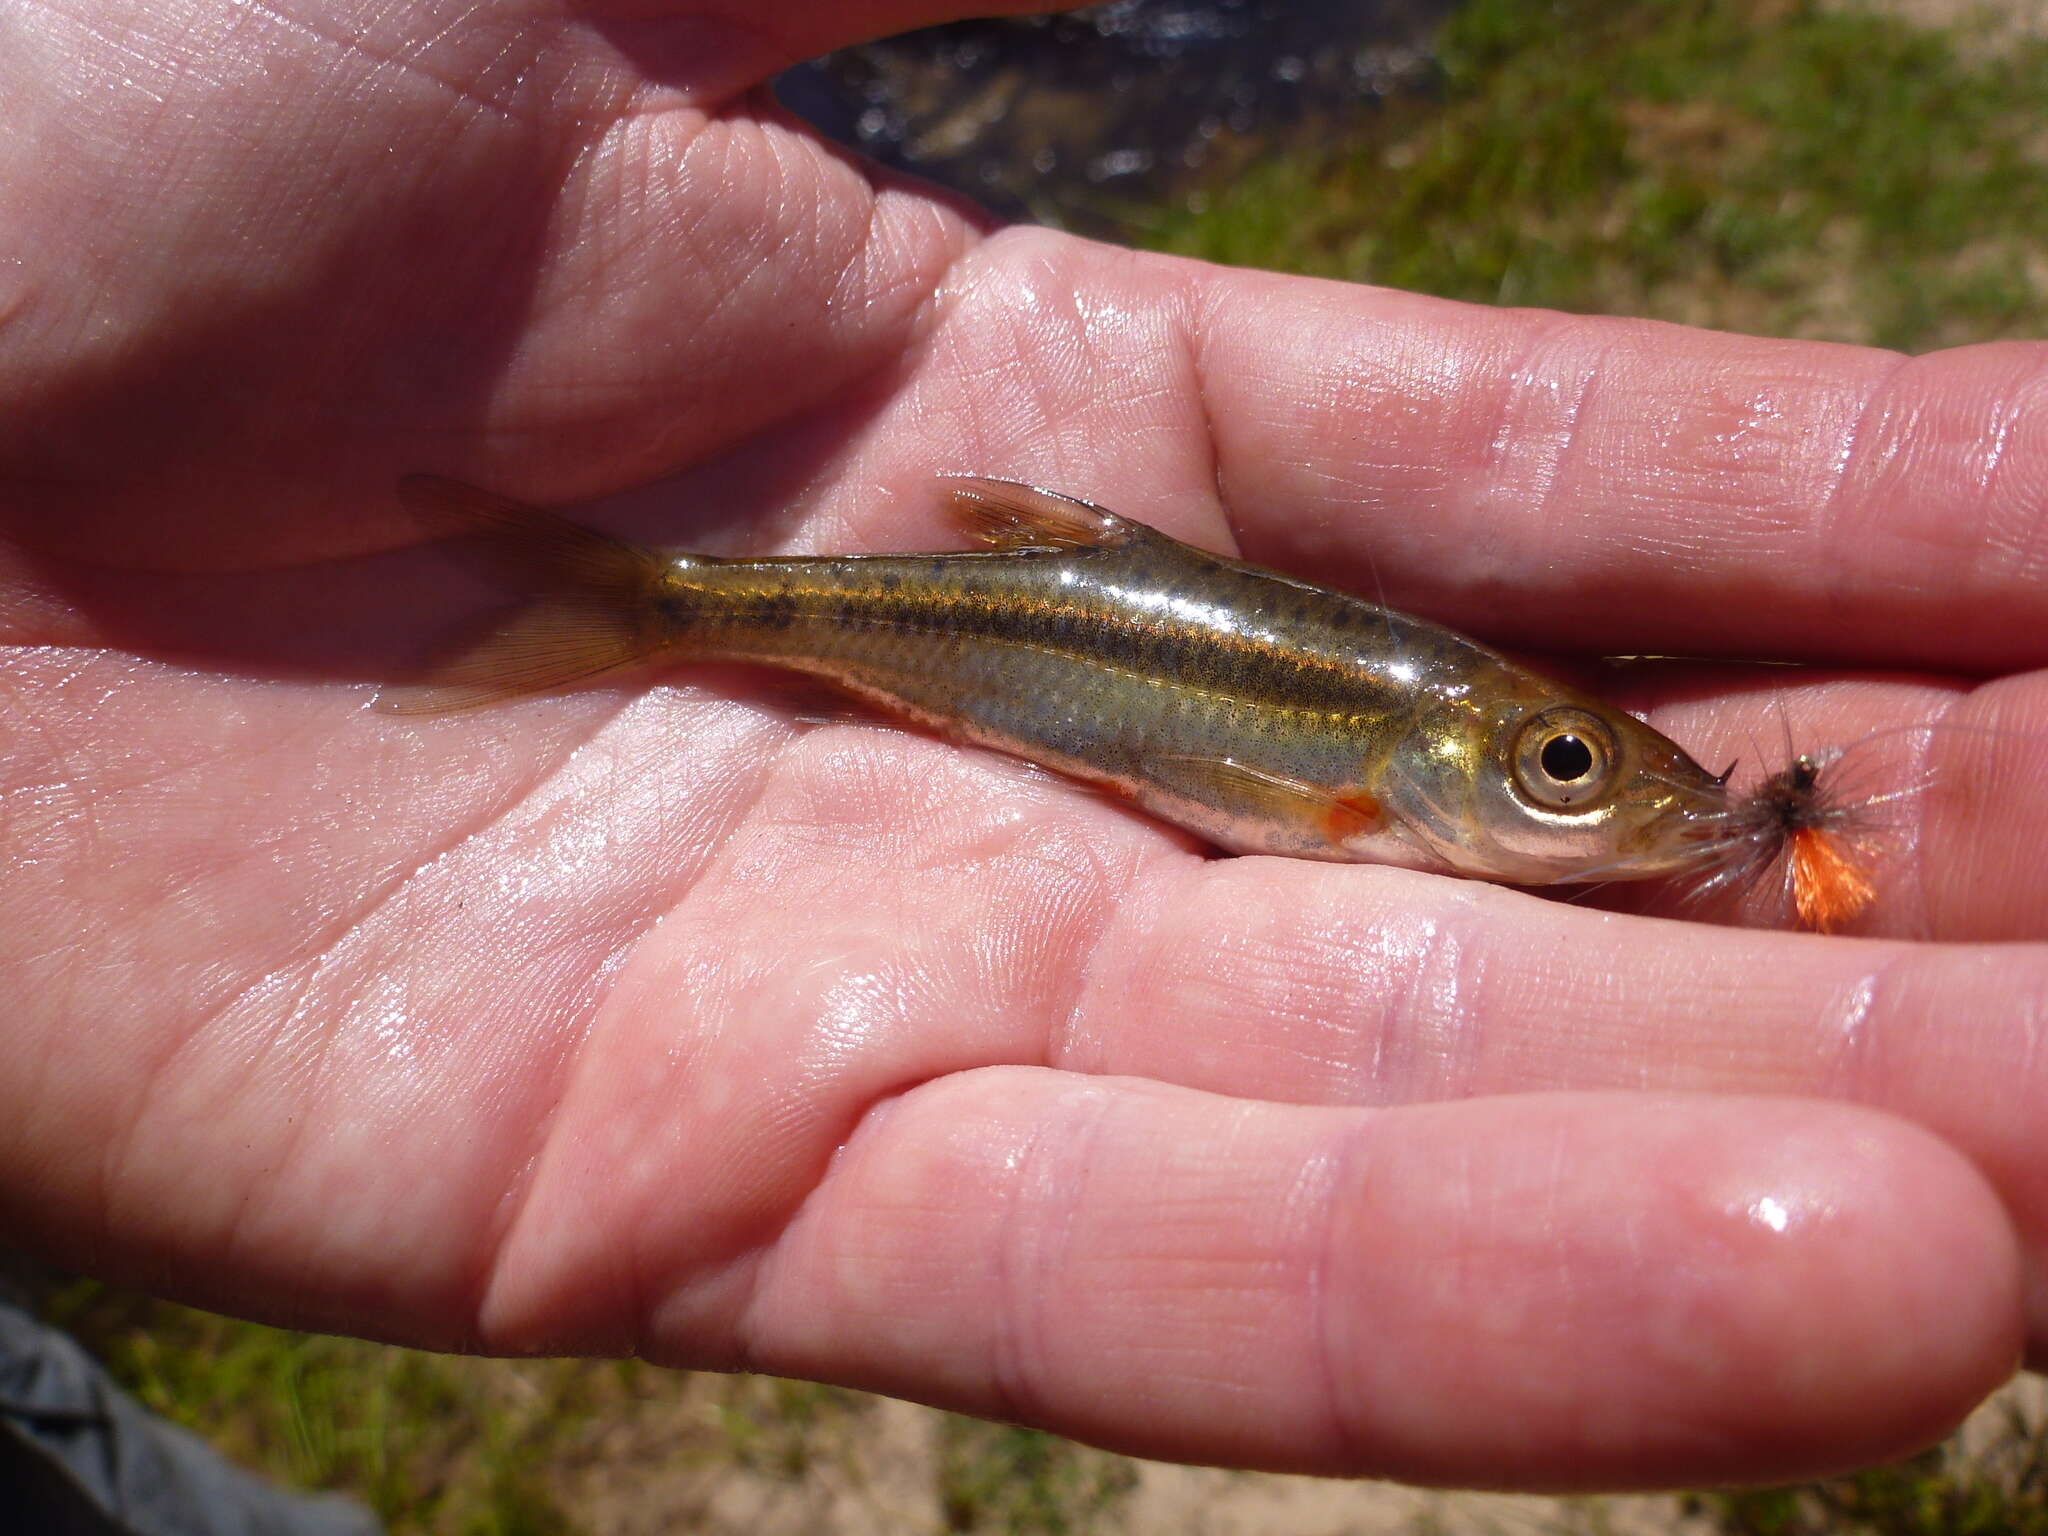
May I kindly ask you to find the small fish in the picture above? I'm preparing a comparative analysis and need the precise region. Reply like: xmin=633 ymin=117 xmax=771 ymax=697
xmin=379 ymin=476 xmax=1742 ymax=889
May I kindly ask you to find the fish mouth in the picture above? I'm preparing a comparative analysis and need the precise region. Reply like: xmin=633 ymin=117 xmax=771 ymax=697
xmin=1586 ymin=772 xmax=1752 ymax=880
xmin=1626 ymin=783 xmax=1795 ymax=892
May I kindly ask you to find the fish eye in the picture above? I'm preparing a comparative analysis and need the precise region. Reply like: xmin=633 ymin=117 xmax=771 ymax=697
xmin=1541 ymin=733 xmax=1594 ymax=782
xmin=1511 ymin=708 xmax=1619 ymax=812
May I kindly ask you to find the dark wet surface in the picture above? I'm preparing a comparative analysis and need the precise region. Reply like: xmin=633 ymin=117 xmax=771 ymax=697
xmin=776 ymin=0 xmax=1458 ymax=233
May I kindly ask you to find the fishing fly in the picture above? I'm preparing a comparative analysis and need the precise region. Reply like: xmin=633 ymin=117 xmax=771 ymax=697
xmin=1658 ymin=726 xmax=1948 ymax=932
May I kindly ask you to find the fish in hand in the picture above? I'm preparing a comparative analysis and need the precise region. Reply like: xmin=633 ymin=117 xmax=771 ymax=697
xmin=379 ymin=476 xmax=1785 ymax=898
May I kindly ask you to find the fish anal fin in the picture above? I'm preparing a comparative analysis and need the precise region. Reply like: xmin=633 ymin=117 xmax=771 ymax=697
xmin=939 ymin=477 xmax=1144 ymax=551
xmin=1149 ymin=754 xmax=1386 ymax=845
xmin=373 ymin=593 xmax=652 ymax=715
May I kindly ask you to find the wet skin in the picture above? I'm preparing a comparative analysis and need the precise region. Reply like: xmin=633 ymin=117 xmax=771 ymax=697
xmin=3 ymin=0 xmax=2047 ymax=1493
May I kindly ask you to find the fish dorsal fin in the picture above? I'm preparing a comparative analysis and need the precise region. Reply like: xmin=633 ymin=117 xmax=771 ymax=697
xmin=1148 ymin=753 xmax=1391 ymax=846
xmin=939 ymin=477 xmax=1149 ymax=552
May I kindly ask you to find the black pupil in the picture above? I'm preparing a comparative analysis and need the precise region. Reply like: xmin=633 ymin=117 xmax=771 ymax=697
xmin=1541 ymin=733 xmax=1595 ymax=782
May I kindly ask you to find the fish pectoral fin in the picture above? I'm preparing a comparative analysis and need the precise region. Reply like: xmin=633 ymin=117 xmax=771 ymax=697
xmin=1148 ymin=754 xmax=1388 ymax=845
xmin=938 ymin=478 xmax=1148 ymax=552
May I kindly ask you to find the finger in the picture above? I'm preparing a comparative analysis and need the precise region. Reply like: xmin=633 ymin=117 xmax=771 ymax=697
xmin=1185 ymin=264 xmax=2048 ymax=671
xmin=1058 ymin=855 xmax=2048 ymax=1354
xmin=731 ymin=1070 xmax=2020 ymax=1488
xmin=840 ymin=233 xmax=2048 ymax=671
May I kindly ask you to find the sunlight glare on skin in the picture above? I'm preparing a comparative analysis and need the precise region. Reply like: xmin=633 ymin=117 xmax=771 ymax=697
xmin=807 ymin=961 xmax=919 ymax=1070
xmin=1823 ymin=971 xmax=1882 ymax=1099
xmin=1347 ymin=903 xmax=1484 ymax=1104
xmin=1719 ymin=1164 xmax=1846 ymax=1245
xmin=352 ymin=972 xmax=420 ymax=1071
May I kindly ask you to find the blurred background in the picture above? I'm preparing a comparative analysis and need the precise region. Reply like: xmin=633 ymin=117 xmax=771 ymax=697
xmin=775 ymin=0 xmax=2048 ymax=350
xmin=32 ymin=0 xmax=2048 ymax=1531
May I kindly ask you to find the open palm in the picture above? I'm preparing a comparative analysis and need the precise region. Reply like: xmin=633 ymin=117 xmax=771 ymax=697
xmin=4 ymin=0 xmax=2044 ymax=1492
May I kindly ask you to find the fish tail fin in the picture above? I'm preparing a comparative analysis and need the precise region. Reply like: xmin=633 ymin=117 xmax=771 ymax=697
xmin=374 ymin=475 xmax=691 ymax=715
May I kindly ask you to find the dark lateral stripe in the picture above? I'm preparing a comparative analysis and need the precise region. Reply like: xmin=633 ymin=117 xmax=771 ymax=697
xmin=689 ymin=552 xmax=1425 ymax=718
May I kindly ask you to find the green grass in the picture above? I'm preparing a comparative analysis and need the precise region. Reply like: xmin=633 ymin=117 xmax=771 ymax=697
xmin=44 ymin=1279 xmax=1146 ymax=1534
xmin=936 ymin=1419 xmax=1139 ymax=1533
xmin=1137 ymin=0 xmax=2048 ymax=352
xmin=48 ymin=1282 xmax=593 ymax=1533
xmin=43 ymin=1279 xmax=2048 ymax=1536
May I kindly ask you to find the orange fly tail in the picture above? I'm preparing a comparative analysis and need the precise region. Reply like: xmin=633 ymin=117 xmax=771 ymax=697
xmin=1788 ymin=825 xmax=1877 ymax=934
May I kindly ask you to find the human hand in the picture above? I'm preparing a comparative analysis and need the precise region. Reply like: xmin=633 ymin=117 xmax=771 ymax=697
xmin=2 ymin=0 xmax=2043 ymax=1493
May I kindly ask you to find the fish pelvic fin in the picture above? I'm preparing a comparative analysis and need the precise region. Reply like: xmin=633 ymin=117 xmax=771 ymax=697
xmin=939 ymin=477 xmax=1147 ymax=552
xmin=1148 ymin=753 xmax=1393 ymax=847
xmin=375 ymin=476 xmax=688 ymax=715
